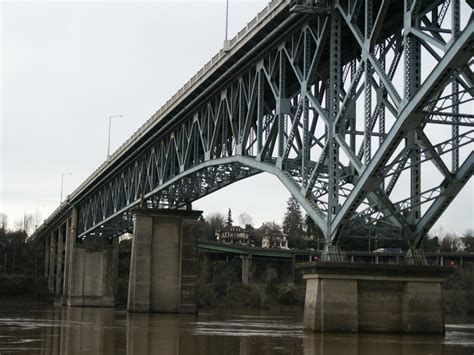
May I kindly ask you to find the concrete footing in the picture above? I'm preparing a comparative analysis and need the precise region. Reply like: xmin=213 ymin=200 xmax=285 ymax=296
xmin=299 ymin=262 xmax=451 ymax=333
xmin=67 ymin=239 xmax=118 ymax=307
xmin=127 ymin=208 xmax=201 ymax=313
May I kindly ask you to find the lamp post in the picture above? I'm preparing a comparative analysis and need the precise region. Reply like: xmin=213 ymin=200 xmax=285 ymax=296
xmin=225 ymin=0 xmax=229 ymax=41
xmin=107 ymin=114 xmax=124 ymax=159
xmin=60 ymin=172 xmax=72 ymax=203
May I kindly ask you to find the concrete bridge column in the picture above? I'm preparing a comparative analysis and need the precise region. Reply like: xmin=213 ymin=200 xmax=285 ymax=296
xmin=44 ymin=234 xmax=50 ymax=277
xmin=55 ymin=224 xmax=65 ymax=297
xmin=67 ymin=238 xmax=118 ymax=307
xmin=127 ymin=208 xmax=201 ymax=313
xmin=63 ymin=210 xmax=77 ymax=300
xmin=62 ymin=218 xmax=72 ymax=298
xmin=241 ymin=255 xmax=252 ymax=285
xmin=48 ymin=230 xmax=58 ymax=293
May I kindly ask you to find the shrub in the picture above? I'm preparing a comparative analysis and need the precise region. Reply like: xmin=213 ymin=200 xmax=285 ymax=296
xmin=277 ymin=284 xmax=298 ymax=305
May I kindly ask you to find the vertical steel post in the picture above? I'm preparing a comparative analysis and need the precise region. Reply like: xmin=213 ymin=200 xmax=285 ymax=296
xmin=364 ymin=0 xmax=373 ymax=164
xmin=278 ymin=51 xmax=287 ymax=160
xmin=349 ymin=60 xmax=357 ymax=152
xmin=257 ymin=69 xmax=264 ymax=158
xmin=404 ymin=0 xmax=421 ymax=228
xmin=451 ymin=0 xmax=460 ymax=172
xmin=328 ymin=9 xmax=341 ymax=238
xmin=379 ymin=41 xmax=386 ymax=190
xmin=302 ymin=29 xmax=311 ymax=186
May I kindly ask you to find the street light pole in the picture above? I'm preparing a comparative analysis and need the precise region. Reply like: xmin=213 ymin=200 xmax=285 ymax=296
xmin=225 ymin=0 xmax=229 ymax=41
xmin=60 ymin=172 xmax=72 ymax=203
xmin=107 ymin=114 xmax=124 ymax=159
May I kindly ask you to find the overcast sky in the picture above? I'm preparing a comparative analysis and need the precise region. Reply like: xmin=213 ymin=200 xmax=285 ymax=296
xmin=1 ymin=1 xmax=472 ymax=235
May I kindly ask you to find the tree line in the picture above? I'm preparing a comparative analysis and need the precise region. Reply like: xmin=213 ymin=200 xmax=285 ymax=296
xmin=0 ymin=213 xmax=42 ymax=275
xmin=193 ymin=198 xmax=474 ymax=253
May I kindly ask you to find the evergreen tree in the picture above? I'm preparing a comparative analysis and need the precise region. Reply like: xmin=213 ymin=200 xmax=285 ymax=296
xmin=226 ymin=208 xmax=233 ymax=226
xmin=304 ymin=214 xmax=316 ymax=239
xmin=283 ymin=196 xmax=305 ymax=248
xmin=304 ymin=214 xmax=325 ymax=250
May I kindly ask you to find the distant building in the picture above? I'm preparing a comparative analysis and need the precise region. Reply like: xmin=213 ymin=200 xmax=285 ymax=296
xmin=216 ymin=225 xmax=250 ymax=246
xmin=261 ymin=234 xmax=289 ymax=249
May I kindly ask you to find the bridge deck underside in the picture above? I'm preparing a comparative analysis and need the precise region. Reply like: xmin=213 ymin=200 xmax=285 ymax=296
xmin=32 ymin=0 xmax=474 ymax=248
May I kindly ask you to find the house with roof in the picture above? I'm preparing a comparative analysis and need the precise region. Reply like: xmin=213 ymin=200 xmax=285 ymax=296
xmin=215 ymin=225 xmax=250 ymax=246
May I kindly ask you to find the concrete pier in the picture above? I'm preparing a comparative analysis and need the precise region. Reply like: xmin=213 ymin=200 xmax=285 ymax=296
xmin=48 ymin=230 xmax=58 ymax=293
xmin=299 ymin=263 xmax=451 ymax=333
xmin=67 ymin=239 xmax=118 ymax=307
xmin=127 ymin=208 xmax=201 ymax=313
xmin=241 ymin=255 xmax=252 ymax=285
xmin=55 ymin=225 xmax=65 ymax=296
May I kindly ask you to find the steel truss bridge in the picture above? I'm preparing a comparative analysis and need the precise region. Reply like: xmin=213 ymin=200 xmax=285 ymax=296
xmin=31 ymin=0 xmax=474 ymax=249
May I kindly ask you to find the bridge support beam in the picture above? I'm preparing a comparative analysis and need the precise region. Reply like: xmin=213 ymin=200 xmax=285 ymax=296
xmin=128 ymin=208 xmax=201 ymax=313
xmin=67 ymin=239 xmax=118 ymax=307
xmin=299 ymin=263 xmax=451 ymax=333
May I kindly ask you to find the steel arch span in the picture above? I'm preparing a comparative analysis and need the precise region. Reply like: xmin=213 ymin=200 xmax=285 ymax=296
xmin=31 ymin=0 xmax=474 ymax=249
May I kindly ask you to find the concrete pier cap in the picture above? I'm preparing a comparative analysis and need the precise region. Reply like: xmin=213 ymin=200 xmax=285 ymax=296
xmin=297 ymin=262 xmax=452 ymax=334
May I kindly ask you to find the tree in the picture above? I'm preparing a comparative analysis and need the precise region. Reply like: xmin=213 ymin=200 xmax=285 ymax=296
xmin=420 ymin=235 xmax=440 ymax=252
xmin=440 ymin=233 xmax=462 ymax=252
xmin=226 ymin=208 xmax=233 ymax=226
xmin=0 ymin=213 xmax=7 ymax=232
xmin=14 ymin=213 xmax=34 ymax=236
xmin=256 ymin=222 xmax=284 ymax=247
xmin=282 ymin=196 xmax=305 ymax=249
xmin=461 ymin=229 xmax=474 ymax=252
xmin=206 ymin=212 xmax=225 ymax=241
xmin=238 ymin=212 xmax=253 ymax=227
xmin=304 ymin=214 xmax=325 ymax=250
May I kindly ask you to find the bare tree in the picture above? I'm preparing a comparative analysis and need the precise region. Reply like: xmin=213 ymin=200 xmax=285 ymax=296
xmin=206 ymin=212 xmax=225 ymax=240
xmin=462 ymin=229 xmax=474 ymax=252
xmin=0 ymin=213 xmax=7 ymax=232
xmin=23 ymin=214 xmax=35 ymax=236
xmin=14 ymin=213 xmax=35 ymax=236
xmin=238 ymin=212 xmax=253 ymax=227
xmin=440 ymin=233 xmax=463 ymax=252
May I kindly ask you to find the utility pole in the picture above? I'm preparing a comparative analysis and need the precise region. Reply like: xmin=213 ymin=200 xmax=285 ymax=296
xmin=225 ymin=0 xmax=229 ymax=41
xmin=107 ymin=114 xmax=124 ymax=159
xmin=223 ymin=0 xmax=231 ymax=51
xmin=60 ymin=172 xmax=72 ymax=203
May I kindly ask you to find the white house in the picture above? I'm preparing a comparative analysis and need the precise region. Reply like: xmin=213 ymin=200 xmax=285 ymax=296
xmin=216 ymin=225 xmax=250 ymax=246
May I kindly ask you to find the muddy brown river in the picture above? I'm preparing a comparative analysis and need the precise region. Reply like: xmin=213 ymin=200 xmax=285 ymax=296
xmin=0 ymin=306 xmax=473 ymax=354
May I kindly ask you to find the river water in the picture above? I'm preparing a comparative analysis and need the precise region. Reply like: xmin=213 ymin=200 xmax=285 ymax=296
xmin=0 ymin=306 xmax=473 ymax=354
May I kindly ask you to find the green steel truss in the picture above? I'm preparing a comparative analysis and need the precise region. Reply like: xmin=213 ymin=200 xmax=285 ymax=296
xmin=35 ymin=0 xmax=474 ymax=249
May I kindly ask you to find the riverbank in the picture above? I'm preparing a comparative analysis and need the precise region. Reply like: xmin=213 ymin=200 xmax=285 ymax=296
xmin=3 ymin=264 xmax=473 ymax=315
xmin=0 ymin=274 xmax=52 ymax=303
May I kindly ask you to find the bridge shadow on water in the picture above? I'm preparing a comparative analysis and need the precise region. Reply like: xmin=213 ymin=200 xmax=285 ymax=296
xmin=0 ymin=306 xmax=473 ymax=354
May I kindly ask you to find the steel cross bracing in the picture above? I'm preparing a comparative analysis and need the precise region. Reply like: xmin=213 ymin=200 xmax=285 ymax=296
xmin=75 ymin=0 xmax=473 ymax=249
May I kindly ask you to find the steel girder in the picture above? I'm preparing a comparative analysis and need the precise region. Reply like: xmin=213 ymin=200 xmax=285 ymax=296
xmin=74 ymin=0 xmax=473 ymax=248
